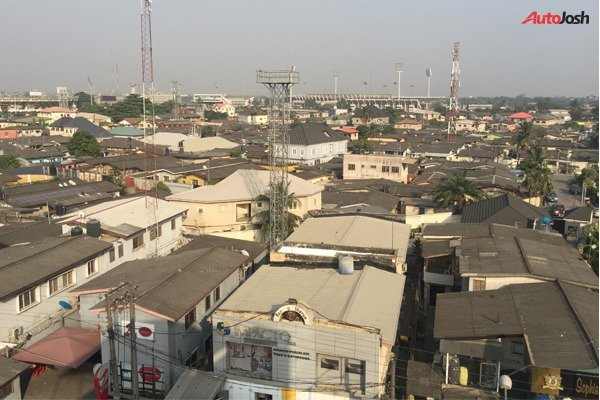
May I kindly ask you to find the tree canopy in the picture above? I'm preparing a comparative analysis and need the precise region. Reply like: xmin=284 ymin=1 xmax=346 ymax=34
xmin=67 ymin=131 xmax=102 ymax=157
xmin=520 ymin=146 xmax=553 ymax=197
xmin=253 ymin=182 xmax=303 ymax=243
xmin=204 ymin=110 xmax=228 ymax=121
xmin=433 ymin=173 xmax=487 ymax=213
xmin=0 ymin=155 xmax=21 ymax=170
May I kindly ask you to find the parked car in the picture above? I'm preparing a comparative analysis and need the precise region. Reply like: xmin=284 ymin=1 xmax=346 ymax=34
xmin=544 ymin=191 xmax=558 ymax=203
xmin=548 ymin=204 xmax=566 ymax=216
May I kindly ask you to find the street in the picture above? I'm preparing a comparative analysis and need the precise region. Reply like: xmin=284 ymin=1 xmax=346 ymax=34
xmin=550 ymin=173 xmax=585 ymax=210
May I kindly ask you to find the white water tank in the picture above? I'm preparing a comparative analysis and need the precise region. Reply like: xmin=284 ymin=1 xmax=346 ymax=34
xmin=338 ymin=255 xmax=354 ymax=275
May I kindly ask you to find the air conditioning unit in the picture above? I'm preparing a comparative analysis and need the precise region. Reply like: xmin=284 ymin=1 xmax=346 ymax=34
xmin=10 ymin=326 xmax=23 ymax=340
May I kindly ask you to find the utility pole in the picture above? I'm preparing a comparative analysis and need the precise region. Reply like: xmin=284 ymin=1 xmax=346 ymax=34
xmin=447 ymin=42 xmax=461 ymax=142
xmin=105 ymin=291 xmax=120 ymax=400
xmin=333 ymin=71 xmax=339 ymax=97
xmin=128 ymin=288 xmax=139 ymax=399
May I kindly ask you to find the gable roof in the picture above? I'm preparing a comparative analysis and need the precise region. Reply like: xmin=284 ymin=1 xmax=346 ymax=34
xmin=50 ymin=117 xmax=111 ymax=138
xmin=353 ymin=105 xmax=388 ymax=119
xmin=288 ymin=122 xmax=348 ymax=146
xmin=461 ymin=194 xmax=549 ymax=226
xmin=434 ymin=281 xmax=599 ymax=369
xmin=0 ymin=235 xmax=112 ymax=300
xmin=459 ymin=236 xmax=598 ymax=288
xmin=74 ymin=248 xmax=248 ymax=321
xmin=508 ymin=112 xmax=533 ymax=119
xmin=217 ymin=265 xmax=405 ymax=344
xmin=167 ymin=169 xmax=323 ymax=203
xmin=563 ymin=206 xmax=594 ymax=222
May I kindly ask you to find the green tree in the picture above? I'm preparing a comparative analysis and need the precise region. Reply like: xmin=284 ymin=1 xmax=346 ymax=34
xmin=336 ymin=99 xmax=349 ymax=109
xmin=67 ymin=131 xmax=102 ymax=157
xmin=563 ymin=120 xmax=583 ymax=132
xmin=569 ymin=100 xmax=583 ymax=121
xmin=574 ymin=166 xmax=599 ymax=194
xmin=230 ymin=149 xmax=243 ymax=158
xmin=587 ymin=129 xmax=599 ymax=149
xmin=303 ymin=99 xmax=318 ymax=109
xmin=381 ymin=124 xmax=396 ymax=136
xmin=352 ymin=138 xmax=375 ymax=154
xmin=253 ymin=182 xmax=303 ymax=242
xmin=511 ymin=122 xmax=543 ymax=166
xmin=156 ymin=181 xmax=172 ymax=194
xmin=536 ymin=97 xmax=553 ymax=113
xmin=201 ymin=126 xmax=216 ymax=137
xmin=433 ymin=103 xmax=446 ymax=114
xmin=520 ymin=146 xmax=553 ymax=197
xmin=104 ymin=94 xmax=146 ymax=122
xmin=153 ymin=100 xmax=175 ymax=115
xmin=74 ymin=92 xmax=103 ymax=113
xmin=581 ymin=225 xmax=599 ymax=275
xmin=0 ymin=155 xmax=21 ymax=170
xmin=433 ymin=173 xmax=487 ymax=213
xmin=204 ymin=110 xmax=228 ymax=121
xmin=385 ymin=107 xmax=400 ymax=123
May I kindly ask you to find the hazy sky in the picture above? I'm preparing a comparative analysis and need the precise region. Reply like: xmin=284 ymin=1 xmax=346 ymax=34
xmin=1 ymin=0 xmax=598 ymax=97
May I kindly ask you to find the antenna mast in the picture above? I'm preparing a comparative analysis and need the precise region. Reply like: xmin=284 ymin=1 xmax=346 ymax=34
xmin=257 ymin=68 xmax=299 ymax=248
xmin=447 ymin=42 xmax=460 ymax=141
xmin=140 ymin=0 xmax=158 ymax=256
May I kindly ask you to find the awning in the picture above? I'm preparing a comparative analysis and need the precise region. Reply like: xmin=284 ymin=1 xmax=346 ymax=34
xmin=13 ymin=326 xmax=100 ymax=368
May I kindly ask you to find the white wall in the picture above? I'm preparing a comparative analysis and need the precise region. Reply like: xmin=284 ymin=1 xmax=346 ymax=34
xmin=287 ymin=141 xmax=348 ymax=166
xmin=404 ymin=212 xmax=454 ymax=229
xmin=473 ymin=276 xmax=544 ymax=291
xmin=212 ymin=314 xmax=385 ymax=398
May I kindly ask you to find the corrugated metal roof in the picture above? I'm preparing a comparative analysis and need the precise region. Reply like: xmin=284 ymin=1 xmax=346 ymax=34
xmin=218 ymin=265 xmax=405 ymax=344
xmin=165 ymin=370 xmax=226 ymax=400
xmin=0 ymin=356 xmax=29 ymax=385
xmin=434 ymin=281 xmax=599 ymax=370
xmin=75 ymin=248 xmax=248 ymax=321
xmin=167 ymin=169 xmax=323 ymax=203
xmin=459 ymin=236 xmax=598 ymax=287
xmin=0 ymin=235 xmax=112 ymax=299
xmin=284 ymin=215 xmax=411 ymax=254
xmin=461 ymin=194 xmax=549 ymax=226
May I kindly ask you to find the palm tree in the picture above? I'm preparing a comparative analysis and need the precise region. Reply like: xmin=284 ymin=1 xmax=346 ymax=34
xmin=511 ymin=122 xmax=536 ymax=167
xmin=433 ymin=173 xmax=487 ymax=213
xmin=253 ymin=181 xmax=303 ymax=242
xmin=520 ymin=146 xmax=553 ymax=198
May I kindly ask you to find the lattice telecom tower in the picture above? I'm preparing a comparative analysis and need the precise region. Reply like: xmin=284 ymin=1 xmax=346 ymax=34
xmin=140 ymin=0 xmax=159 ymax=257
xmin=447 ymin=42 xmax=460 ymax=141
xmin=257 ymin=68 xmax=299 ymax=248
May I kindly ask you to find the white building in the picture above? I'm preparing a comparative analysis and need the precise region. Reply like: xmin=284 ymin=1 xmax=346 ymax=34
xmin=0 ymin=235 xmax=116 ymax=347
xmin=212 ymin=265 xmax=405 ymax=400
xmin=73 ymin=247 xmax=250 ymax=397
xmin=59 ymin=197 xmax=188 ymax=260
xmin=281 ymin=122 xmax=348 ymax=166
xmin=237 ymin=107 xmax=268 ymax=125
xmin=343 ymin=154 xmax=417 ymax=183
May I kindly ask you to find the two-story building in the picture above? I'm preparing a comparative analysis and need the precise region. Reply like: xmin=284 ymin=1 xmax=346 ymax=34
xmin=59 ymin=197 xmax=188 ymax=260
xmin=166 ymin=169 xmax=323 ymax=239
xmin=351 ymin=105 xmax=389 ymax=126
xmin=237 ymin=107 xmax=268 ymax=125
xmin=343 ymin=153 xmax=417 ymax=183
xmin=0 ymin=235 xmax=115 ymax=347
xmin=72 ymin=247 xmax=250 ymax=398
xmin=212 ymin=264 xmax=405 ymax=400
xmin=278 ymin=122 xmax=348 ymax=166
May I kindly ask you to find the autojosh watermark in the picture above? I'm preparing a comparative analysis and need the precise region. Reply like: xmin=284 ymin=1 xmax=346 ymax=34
xmin=522 ymin=11 xmax=590 ymax=25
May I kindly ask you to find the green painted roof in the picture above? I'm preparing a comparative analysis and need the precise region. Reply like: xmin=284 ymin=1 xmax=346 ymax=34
xmin=109 ymin=126 xmax=145 ymax=137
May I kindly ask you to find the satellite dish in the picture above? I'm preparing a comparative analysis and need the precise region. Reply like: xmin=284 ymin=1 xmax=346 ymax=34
xmin=59 ymin=300 xmax=72 ymax=310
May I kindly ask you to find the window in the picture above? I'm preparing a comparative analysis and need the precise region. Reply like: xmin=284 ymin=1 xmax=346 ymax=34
xmin=118 ymin=244 xmax=124 ymax=258
xmin=109 ymin=248 xmax=116 ymax=262
xmin=391 ymin=166 xmax=400 ymax=173
xmin=348 ymin=163 xmax=356 ymax=171
xmin=87 ymin=260 xmax=98 ymax=276
xmin=511 ymin=341 xmax=525 ymax=356
xmin=205 ymin=295 xmax=211 ymax=311
xmin=49 ymin=270 xmax=76 ymax=296
xmin=257 ymin=201 xmax=263 ymax=207
xmin=149 ymin=225 xmax=162 ymax=240
xmin=320 ymin=358 xmax=340 ymax=370
xmin=184 ymin=308 xmax=196 ymax=330
xmin=171 ymin=219 xmax=176 ymax=230
xmin=132 ymin=234 xmax=144 ymax=250
xmin=219 ymin=205 xmax=227 ymax=213
xmin=292 ymin=148 xmax=297 ymax=155
xmin=300 ymin=149 xmax=305 ymax=156
xmin=0 ymin=381 xmax=13 ymax=399
xmin=370 ymin=165 xmax=376 ymax=169
xmin=255 ymin=394 xmax=273 ymax=400
xmin=317 ymin=355 xmax=342 ymax=385
xmin=18 ymin=288 xmax=38 ymax=311
xmin=185 ymin=349 xmax=198 ymax=368
xmin=382 ymin=166 xmax=390 ymax=172
xmin=214 ymin=286 xmax=221 ymax=302
xmin=311 ymin=149 xmax=315 ymax=155
xmin=472 ymin=278 xmax=486 ymax=291
xmin=198 ymin=208 xmax=204 ymax=214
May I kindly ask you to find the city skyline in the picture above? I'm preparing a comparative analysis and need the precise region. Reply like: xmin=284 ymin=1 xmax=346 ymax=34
xmin=1 ymin=0 xmax=598 ymax=97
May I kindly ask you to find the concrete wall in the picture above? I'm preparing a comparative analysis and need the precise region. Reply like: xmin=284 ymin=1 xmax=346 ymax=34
xmin=343 ymin=154 xmax=410 ymax=183
xmin=0 ymin=249 xmax=117 ymax=344
xmin=173 ymin=193 xmax=321 ymax=235
xmin=212 ymin=314 xmax=386 ymax=398
xmin=404 ymin=212 xmax=454 ymax=229
xmin=473 ymin=276 xmax=544 ymax=291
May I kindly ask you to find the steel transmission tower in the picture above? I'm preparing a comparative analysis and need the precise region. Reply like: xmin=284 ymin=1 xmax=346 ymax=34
xmin=140 ymin=0 xmax=159 ymax=257
xmin=257 ymin=68 xmax=299 ymax=248
xmin=447 ymin=42 xmax=460 ymax=141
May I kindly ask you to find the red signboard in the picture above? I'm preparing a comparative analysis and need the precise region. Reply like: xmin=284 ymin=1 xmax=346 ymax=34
xmin=139 ymin=366 xmax=161 ymax=383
